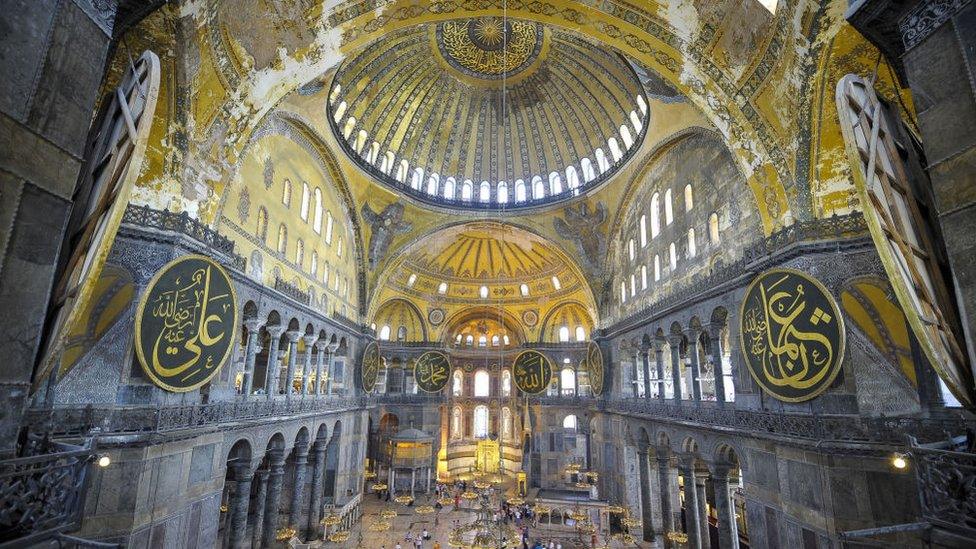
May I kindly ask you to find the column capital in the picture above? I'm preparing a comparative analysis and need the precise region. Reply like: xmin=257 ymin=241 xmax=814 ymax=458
xmin=684 ymin=326 xmax=702 ymax=342
xmin=667 ymin=333 xmax=684 ymax=347
xmin=285 ymin=329 xmax=302 ymax=343
xmin=244 ymin=319 xmax=263 ymax=332
xmin=315 ymin=339 xmax=329 ymax=351
xmin=232 ymin=462 xmax=254 ymax=481
xmin=677 ymin=453 xmax=698 ymax=469
xmin=705 ymin=322 xmax=726 ymax=339
xmin=303 ymin=334 xmax=318 ymax=346
xmin=327 ymin=342 xmax=340 ymax=353
xmin=268 ymin=449 xmax=287 ymax=469
xmin=266 ymin=325 xmax=286 ymax=337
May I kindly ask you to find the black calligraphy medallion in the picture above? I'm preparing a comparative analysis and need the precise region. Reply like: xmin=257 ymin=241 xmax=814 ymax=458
xmin=135 ymin=255 xmax=239 ymax=392
xmin=586 ymin=341 xmax=605 ymax=396
xmin=361 ymin=341 xmax=381 ymax=392
xmin=413 ymin=351 xmax=451 ymax=393
xmin=512 ymin=350 xmax=553 ymax=395
xmin=739 ymin=268 xmax=846 ymax=402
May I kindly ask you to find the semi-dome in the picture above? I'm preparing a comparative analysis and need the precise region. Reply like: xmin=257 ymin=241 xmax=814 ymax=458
xmin=328 ymin=17 xmax=649 ymax=210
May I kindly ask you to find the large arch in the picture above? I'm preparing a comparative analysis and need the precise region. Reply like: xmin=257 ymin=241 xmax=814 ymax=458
xmin=371 ymin=298 xmax=428 ymax=342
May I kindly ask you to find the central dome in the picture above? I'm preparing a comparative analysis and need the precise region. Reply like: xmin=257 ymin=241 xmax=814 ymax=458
xmin=328 ymin=18 xmax=649 ymax=210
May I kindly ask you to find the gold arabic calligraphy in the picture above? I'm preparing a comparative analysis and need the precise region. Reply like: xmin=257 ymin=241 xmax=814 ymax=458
xmin=740 ymin=270 xmax=843 ymax=401
xmin=513 ymin=351 xmax=552 ymax=394
xmin=415 ymin=352 xmax=450 ymax=393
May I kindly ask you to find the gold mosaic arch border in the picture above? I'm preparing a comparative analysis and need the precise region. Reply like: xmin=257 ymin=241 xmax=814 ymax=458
xmin=365 ymin=220 xmax=600 ymax=320
xmin=215 ymin=110 xmax=370 ymax=316
xmin=196 ymin=0 xmax=794 ymax=232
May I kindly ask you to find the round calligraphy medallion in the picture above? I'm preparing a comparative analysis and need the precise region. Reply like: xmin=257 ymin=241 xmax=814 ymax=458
xmin=512 ymin=350 xmax=553 ymax=395
xmin=586 ymin=341 xmax=605 ymax=396
xmin=738 ymin=268 xmax=846 ymax=403
xmin=135 ymin=255 xmax=239 ymax=393
xmin=361 ymin=341 xmax=382 ymax=392
xmin=413 ymin=351 xmax=451 ymax=393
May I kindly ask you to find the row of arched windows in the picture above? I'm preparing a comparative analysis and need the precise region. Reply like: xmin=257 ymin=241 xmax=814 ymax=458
xmin=377 ymin=325 xmax=409 ymax=342
xmin=277 ymin=179 xmax=337 ymax=241
xmin=454 ymin=333 xmax=512 ymax=347
xmin=450 ymin=405 xmax=515 ymax=440
xmin=331 ymin=94 xmax=648 ymax=205
xmin=558 ymin=325 xmax=588 ymax=342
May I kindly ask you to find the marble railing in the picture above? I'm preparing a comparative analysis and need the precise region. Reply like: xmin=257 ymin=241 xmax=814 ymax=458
xmin=25 ymin=396 xmax=366 ymax=438
xmin=911 ymin=435 xmax=976 ymax=538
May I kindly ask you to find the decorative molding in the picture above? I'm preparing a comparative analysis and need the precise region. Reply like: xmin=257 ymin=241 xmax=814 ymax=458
xmin=901 ymin=0 xmax=972 ymax=49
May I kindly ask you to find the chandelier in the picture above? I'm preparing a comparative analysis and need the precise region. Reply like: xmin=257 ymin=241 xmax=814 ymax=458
xmin=450 ymin=498 xmax=519 ymax=549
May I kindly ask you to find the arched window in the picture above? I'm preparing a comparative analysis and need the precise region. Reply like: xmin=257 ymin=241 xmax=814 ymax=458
xmin=478 ymin=335 xmax=487 ymax=347
xmin=637 ymin=95 xmax=648 ymax=115
xmin=368 ymin=141 xmax=380 ymax=165
xmin=379 ymin=325 xmax=391 ymax=341
xmin=501 ymin=407 xmax=513 ymax=440
xmin=641 ymin=265 xmax=647 ymax=289
xmin=497 ymin=181 xmax=508 ymax=203
xmin=461 ymin=180 xmax=473 ymax=201
xmin=559 ymin=326 xmax=570 ymax=342
xmin=566 ymin=166 xmax=580 ymax=190
xmin=438 ymin=282 xmax=448 ymax=294
xmin=532 ymin=176 xmax=545 ymax=199
xmin=282 ymin=179 xmax=292 ymax=207
xmin=628 ymin=239 xmax=635 ymax=262
xmin=395 ymin=160 xmax=409 ymax=182
xmin=650 ymin=193 xmax=660 ymax=238
xmin=325 ymin=211 xmax=334 ymax=244
xmin=473 ymin=406 xmax=489 ymax=438
xmin=411 ymin=168 xmax=424 ymax=191
xmin=474 ymin=371 xmax=490 ymax=397
xmin=491 ymin=335 xmax=499 ymax=346
xmin=313 ymin=188 xmax=323 ymax=233
xmin=381 ymin=151 xmax=395 ymax=174
xmin=396 ymin=326 xmax=407 ymax=342
xmin=684 ymin=184 xmax=694 ymax=211
xmin=466 ymin=334 xmax=474 ymax=346
xmin=310 ymin=251 xmax=318 ymax=276
xmin=620 ymin=125 xmax=634 ymax=148
xmin=608 ymin=137 xmax=623 ymax=162
xmin=665 ymin=189 xmax=674 ymax=225
xmin=333 ymin=101 xmax=347 ymax=122
xmin=669 ymin=242 xmax=677 ymax=269
xmin=575 ymin=326 xmax=586 ymax=342
xmin=654 ymin=255 xmax=661 ymax=281
xmin=407 ymin=274 xmax=417 ymax=287
xmin=452 ymin=406 xmax=463 ymax=438
xmin=549 ymin=172 xmax=563 ymax=195
xmin=342 ymin=117 xmax=356 ymax=139
xmin=709 ymin=212 xmax=720 ymax=243
xmin=480 ymin=181 xmax=491 ymax=202
xmin=639 ymin=215 xmax=647 ymax=247
xmin=595 ymin=148 xmax=610 ymax=173
xmin=322 ymin=262 xmax=330 ymax=285
xmin=620 ymin=281 xmax=627 ymax=303
xmin=277 ymin=224 xmax=287 ymax=254
xmin=630 ymin=110 xmax=643 ymax=133
xmin=581 ymin=158 xmax=595 ymax=182
xmin=295 ymin=238 xmax=304 ymax=266
xmin=300 ymin=182 xmax=310 ymax=221
xmin=514 ymin=180 xmax=527 ymax=202
xmin=355 ymin=130 xmax=368 ymax=153
xmin=443 ymin=177 xmax=456 ymax=200
xmin=336 ymin=237 xmax=343 ymax=258
xmin=630 ymin=274 xmax=636 ymax=296
xmin=688 ymin=228 xmax=697 ymax=257
xmin=453 ymin=370 xmax=463 ymax=396
xmin=560 ymin=369 xmax=576 ymax=395
xmin=480 ymin=285 xmax=488 ymax=299
xmin=256 ymin=207 xmax=268 ymax=241
xmin=563 ymin=414 xmax=578 ymax=431
xmin=551 ymin=276 xmax=561 ymax=290
xmin=501 ymin=370 xmax=512 ymax=396
xmin=520 ymin=283 xmax=529 ymax=297
xmin=503 ymin=335 xmax=510 ymax=346
xmin=427 ymin=173 xmax=439 ymax=195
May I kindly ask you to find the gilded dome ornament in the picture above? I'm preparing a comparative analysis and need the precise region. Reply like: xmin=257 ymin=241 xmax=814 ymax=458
xmin=436 ymin=18 xmax=543 ymax=80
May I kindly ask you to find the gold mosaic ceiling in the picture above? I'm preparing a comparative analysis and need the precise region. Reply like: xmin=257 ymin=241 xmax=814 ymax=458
xmin=328 ymin=17 xmax=649 ymax=208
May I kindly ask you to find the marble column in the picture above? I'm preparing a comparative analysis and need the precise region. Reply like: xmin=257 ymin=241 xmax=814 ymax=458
xmin=656 ymin=455 xmax=674 ymax=541
xmin=695 ymin=472 xmax=710 ymax=549
xmin=637 ymin=451 xmax=654 ymax=542
xmin=325 ymin=343 xmax=339 ymax=394
xmin=289 ymin=443 xmax=310 ymax=528
xmin=640 ymin=348 xmax=653 ymax=399
xmin=709 ymin=325 xmax=727 ymax=406
xmin=686 ymin=330 xmax=702 ymax=402
xmin=669 ymin=336 xmax=683 ymax=404
xmin=228 ymin=464 xmax=253 ymax=548
xmin=314 ymin=341 xmax=327 ymax=396
xmin=302 ymin=335 xmax=317 ymax=396
xmin=262 ymin=450 xmax=287 ymax=547
xmin=712 ymin=468 xmax=739 ymax=549
xmin=307 ymin=440 xmax=328 ymax=538
xmin=284 ymin=330 xmax=301 ymax=399
xmin=654 ymin=342 xmax=666 ymax=400
xmin=242 ymin=320 xmax=262 ymax=399
xmin=251 ymin=469 xmax=269 ymax=548
xmin=410 ymin=469 xmax=416 ymax=497
xmin=264 ymin=327 xmax=285 ymax=398
xmin=679 ymin=459 xmax=702 ymax=549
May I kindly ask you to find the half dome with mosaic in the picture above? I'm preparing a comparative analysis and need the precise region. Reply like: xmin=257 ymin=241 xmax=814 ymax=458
xmin=327 ymin=17 xmax=650 ymax=210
